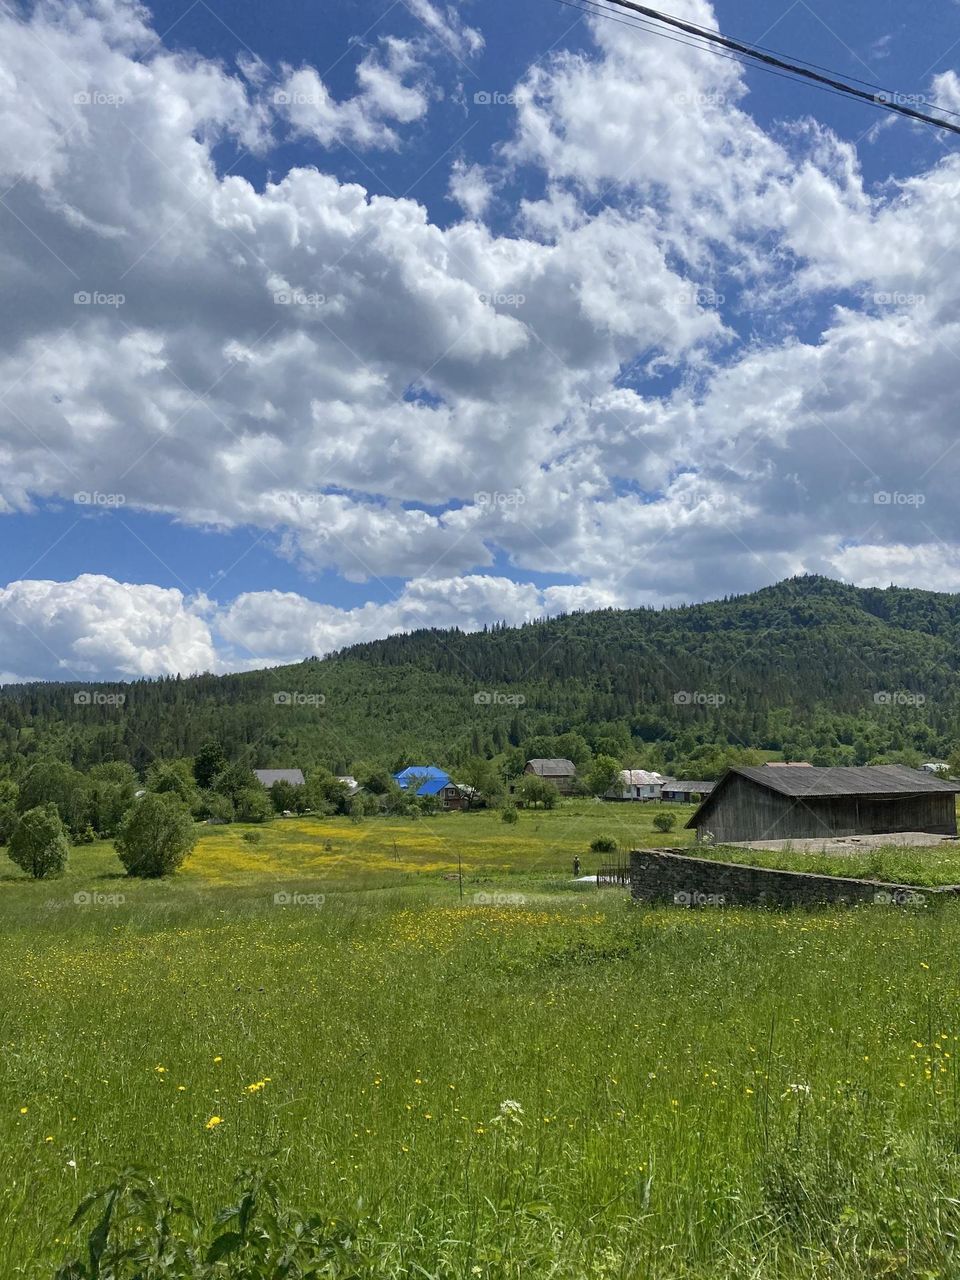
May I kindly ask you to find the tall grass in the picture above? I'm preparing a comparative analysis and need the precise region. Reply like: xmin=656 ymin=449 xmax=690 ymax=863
xmin=2 ymin=858 xmax=960 ymax=1276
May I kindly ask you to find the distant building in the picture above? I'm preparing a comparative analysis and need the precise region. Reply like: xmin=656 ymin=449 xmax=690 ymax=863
xmin=606 ymin=769 xmax=664 ymax=801
xmin=660 ymin=779 xmax=715 ymax=803
xmin=395 ymin=765 xmax=450 ymax=793
xmin=335 ymin=776 xmax=359 ymax=794
xmin=922 ymin=761 xmax=949 ymax=774
xmin=253 ymin=768 xmax=305 ymax=788
xmin=394 ymin=766 xmax=471 ymax=810
xmin=687 ymin=765 xmax=960 ymax=844
xmin=524 ymin=758 xmax=578 ymax=794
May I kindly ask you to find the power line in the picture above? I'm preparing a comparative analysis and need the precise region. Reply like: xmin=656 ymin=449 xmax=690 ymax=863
xmin=552 ymin=0 xmax=960 ymax=136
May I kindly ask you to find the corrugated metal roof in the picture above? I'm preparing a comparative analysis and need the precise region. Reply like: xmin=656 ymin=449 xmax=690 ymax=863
xmin=722 ymin=764 xmax=960 ymax=798
xmin=620 ymin=769 xmax=664 ymax=786
xmin=395 ymin=766 xmax=450 ymax=795
xmin=253 ymin=769 xmax=305 ymax=787
xmin=526 ymin=758 xmax=577 ymax=776
xmin=661 ymin=779 xmax=715 ymax=793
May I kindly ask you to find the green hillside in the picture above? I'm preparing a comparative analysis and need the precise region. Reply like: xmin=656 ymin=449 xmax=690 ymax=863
xmin=2 ymin=574 xmax=959 ymax=779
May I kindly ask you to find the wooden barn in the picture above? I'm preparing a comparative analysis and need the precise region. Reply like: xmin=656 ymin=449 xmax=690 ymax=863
xmin=687 ymin=765 xmax=960 ymax=844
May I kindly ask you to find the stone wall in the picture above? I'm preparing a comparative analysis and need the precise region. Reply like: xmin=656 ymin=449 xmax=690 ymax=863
xmin=629 ymin=848 xmax=960 ymax=907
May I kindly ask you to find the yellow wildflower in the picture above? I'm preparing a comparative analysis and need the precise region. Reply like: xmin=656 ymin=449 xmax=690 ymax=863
xmin=205 ymin=1115 xmax=223 ymax=1130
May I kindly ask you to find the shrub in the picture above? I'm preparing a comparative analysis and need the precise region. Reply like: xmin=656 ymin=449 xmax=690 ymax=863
xmin=235 ymin=786 xmax=272 ymax=824
xmin=241 ymin=830 xmax=262 ymax=845
xmin=590 ymin=834 xmax=617 ymax=854
xmin=8 ymin=804 xmax=70 ymax=879
xmin=115 ymin=792 xmax=197 ymax=878
xmin=653 ymin=812 xmax=677 ymax=833
xmin=501 ymin=806 xmax=519 ymax=825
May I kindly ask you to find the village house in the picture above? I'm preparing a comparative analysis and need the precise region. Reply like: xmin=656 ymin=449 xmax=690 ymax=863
xmin=253 ymin=768 xmax=305 ymax=788
xmin=394 ymin=766 xmax=473 ymax=810
xmin=523 ymin=758 xmax=578 ymax=794
xmin=660 ymin=779 xmax=715 ymax=803
xmin=687 ymin=764 xmax=960 ymax=844
xmin=605 ymin=769 xmax=664 ymax=801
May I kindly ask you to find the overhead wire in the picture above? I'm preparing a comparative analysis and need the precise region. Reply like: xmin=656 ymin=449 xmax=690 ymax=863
xmin=542 ymin=0 xmax=960 ymax=134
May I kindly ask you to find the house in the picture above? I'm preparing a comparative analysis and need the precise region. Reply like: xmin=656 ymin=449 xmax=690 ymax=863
xmin=922 ymin=761 xmax=949 ymax=775
xmin=335 ymin=775 xmax=359 ymax=794
xmin=605 ymin=769 xmax=664 ymax=801
xmin=394 ymin=766 xmax=471 ymax=810
xmin=523 ymin=758 xmax=578 ymax=794
xmin=686 ymin=764 xmax=960 ymax=844
xmin=660 ymin=779 xmax=715 ymax=803
xmin=253 ymin=768 xmax=305 ymax=788
xmin=395 ymin=765 xmax=450 ymax=793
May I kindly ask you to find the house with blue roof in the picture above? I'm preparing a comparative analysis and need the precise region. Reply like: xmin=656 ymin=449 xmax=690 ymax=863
xmin=394 ymin=766 xmax=472 ymax=810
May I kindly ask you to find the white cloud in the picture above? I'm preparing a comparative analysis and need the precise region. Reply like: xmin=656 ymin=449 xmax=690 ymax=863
xmin=0 ymin=576 xmax=217 ymax=681
xmin=276 ymin=38 xmax=429 ymax=150
xmin=0 ymin=0 xmax=959 ymax=651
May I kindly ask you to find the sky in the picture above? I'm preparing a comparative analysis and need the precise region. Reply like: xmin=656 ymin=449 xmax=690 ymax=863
xmin=2 ymin=0 xmax=960 ymax=682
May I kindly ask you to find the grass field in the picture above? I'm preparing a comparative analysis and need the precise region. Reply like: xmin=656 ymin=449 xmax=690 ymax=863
xmin=6 ymin=805 xmax=960 ymax=1276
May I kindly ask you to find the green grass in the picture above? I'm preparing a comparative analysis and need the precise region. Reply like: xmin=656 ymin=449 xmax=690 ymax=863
xmin=6 ymin=805 xmax=960 ymax=1276
xmin=693 ymin=842 xmax=960 ymax=887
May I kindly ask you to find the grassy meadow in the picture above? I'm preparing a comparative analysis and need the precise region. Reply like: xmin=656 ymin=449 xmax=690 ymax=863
xmin=6 ymin=804 xmax=960 ymax=1275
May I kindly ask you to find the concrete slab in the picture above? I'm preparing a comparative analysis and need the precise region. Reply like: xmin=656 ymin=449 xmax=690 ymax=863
xmin=724 ymin=831 xmax=958 ymax=854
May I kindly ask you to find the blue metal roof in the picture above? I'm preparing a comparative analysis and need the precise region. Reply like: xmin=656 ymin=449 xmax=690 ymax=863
xmin=395 ymin=765 xmax=450 ymax=795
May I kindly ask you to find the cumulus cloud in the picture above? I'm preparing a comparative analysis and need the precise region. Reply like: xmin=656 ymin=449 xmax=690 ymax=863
xmin=0 ymin=574 xmax=619 ymax=681
xmin=0 ymin=0 xmax=959 ymax=665
xmin=276 ymin=39 xmax=429 ymax=150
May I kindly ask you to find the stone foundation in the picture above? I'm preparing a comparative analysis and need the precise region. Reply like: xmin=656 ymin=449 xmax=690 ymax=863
xmin=630 ymin=848 xmax=960 ymax=907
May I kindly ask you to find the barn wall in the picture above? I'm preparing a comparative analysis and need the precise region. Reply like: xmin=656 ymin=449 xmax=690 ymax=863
xmin=695 ymin=778 xmax=958 ymax=842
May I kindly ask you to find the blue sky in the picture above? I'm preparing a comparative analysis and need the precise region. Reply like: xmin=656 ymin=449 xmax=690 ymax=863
xmin=1 ymin=0 xmax=960 ymax=679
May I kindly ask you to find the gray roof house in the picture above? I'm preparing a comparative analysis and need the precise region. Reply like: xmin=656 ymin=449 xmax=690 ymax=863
xmin=524 ymin=758 xmax=578 ymax=794
xmin=687 ymin=764 xmax=960 ymax=844
xmin=253 ymin=769 xmax=305 ymax=788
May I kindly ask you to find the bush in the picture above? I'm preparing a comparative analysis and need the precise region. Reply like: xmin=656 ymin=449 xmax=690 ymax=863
xmin=115 ymin=792 xmax=197 ymax=878
xmin=653 ymin=812 xmax=677 ymax=833
xmin=241 ymin=830 xmax=262 ymax=845
xmin=8 ymin=804 xmax=70 ymax=879
xmin=235 ymin=786 xmax=272 ymax=824
xmin=501 ymin=806 xmax=519 ymax=825
xmin=590 ymin=834 xmax=617 ymax=854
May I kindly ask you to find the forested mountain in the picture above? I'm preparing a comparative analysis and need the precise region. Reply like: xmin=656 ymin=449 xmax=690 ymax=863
xmin=3 ymin=574 xmax=960 ymax=781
